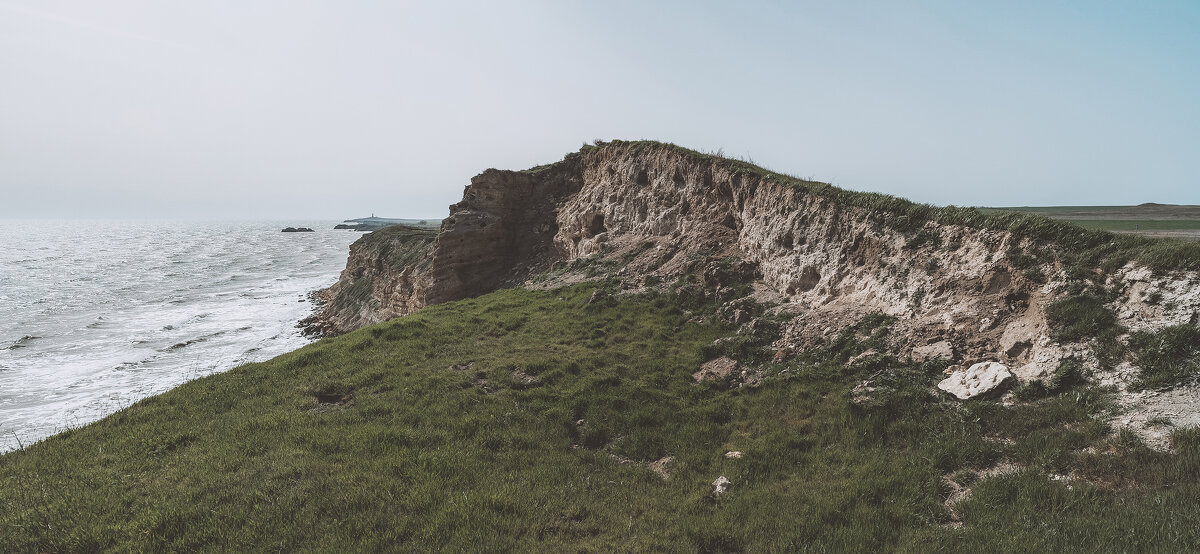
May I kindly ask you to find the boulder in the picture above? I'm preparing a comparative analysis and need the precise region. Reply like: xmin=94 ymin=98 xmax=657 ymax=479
xmin=937 ymin=361 xmax=1012 ymax=400
xmin=693 ymin=357 xmax=739 ymax=383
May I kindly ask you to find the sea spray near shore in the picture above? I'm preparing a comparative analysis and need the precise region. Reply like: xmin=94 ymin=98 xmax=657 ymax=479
xmin=0 ymin=220 xmax=359 ymax=452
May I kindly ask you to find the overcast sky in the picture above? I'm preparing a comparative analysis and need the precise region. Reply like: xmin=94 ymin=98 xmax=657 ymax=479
xmin=1 ymin=1 xmax=1197 ymax=219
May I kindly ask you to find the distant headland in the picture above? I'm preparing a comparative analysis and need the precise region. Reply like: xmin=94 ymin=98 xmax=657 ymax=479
xmin=333 ymin=215 xmax=442 ymax=232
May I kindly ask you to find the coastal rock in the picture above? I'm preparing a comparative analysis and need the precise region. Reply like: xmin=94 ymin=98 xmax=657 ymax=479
xmin=281 ymin=227 xmax=315 ymax=233
xmin=301 ymin=226 xmax=436 ymax=336
xmin=309 ymin=140 xmax=1200 ymax=389
xmin=938 ymin=361 xmax=1012 ymax=400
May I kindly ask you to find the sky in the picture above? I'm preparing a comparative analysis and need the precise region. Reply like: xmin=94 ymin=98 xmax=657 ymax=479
xmin=1 ymin=1 xmax=1197 ymax=219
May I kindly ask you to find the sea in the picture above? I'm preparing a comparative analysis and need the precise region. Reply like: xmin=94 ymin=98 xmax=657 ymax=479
xmin=0 ymin=220 xmax=361 ymax=453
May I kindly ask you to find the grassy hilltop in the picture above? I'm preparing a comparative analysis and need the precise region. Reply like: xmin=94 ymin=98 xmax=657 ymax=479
xmin=3 ymin=281 xmax=1200 ymax=551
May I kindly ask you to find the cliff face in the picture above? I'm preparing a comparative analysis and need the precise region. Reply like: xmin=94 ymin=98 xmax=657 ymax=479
xmin=304 ymin=225 xmax=436 ymax=336
xmin=312 ymin=141 xmax=1200 ymax=389
xmin=426 ymin=162 xmax=583 ymax=304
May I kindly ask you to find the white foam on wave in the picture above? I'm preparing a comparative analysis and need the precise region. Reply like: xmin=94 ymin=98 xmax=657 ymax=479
xmin=0 ymin=220 xmax=358 ymax=453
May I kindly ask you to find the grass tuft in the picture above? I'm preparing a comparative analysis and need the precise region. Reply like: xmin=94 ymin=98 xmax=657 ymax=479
xmin=1127 ymin=324 xmax=1200 ymax=390
xmin=1045 ymin=295 xmax=1122 ymax=343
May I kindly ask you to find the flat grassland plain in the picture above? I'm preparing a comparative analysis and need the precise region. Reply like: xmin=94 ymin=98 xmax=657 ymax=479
xmin=989 ymin=204 xmax=1200 ymax=241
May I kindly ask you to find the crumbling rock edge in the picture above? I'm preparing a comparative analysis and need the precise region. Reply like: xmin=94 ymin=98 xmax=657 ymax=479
xmin=311 ymin=140 xmax=1200 ymax=446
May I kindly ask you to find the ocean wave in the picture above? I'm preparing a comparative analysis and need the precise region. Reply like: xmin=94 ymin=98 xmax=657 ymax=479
xmin=113 ymin=357 xmax=157 ymax=371
xmin=0 ymin=220 xmax=355 ymax=454
xmin=3 ymin=335 xmax=41 ymax=350
xmin=162 ymin=329 xmax=228 ymax=352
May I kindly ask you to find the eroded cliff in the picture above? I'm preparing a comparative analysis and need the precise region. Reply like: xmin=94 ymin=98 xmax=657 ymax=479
xmin=303 ymin=225 xmax=436 ymax=336
xmin=310 ymin=140 xmax=1200 ymax=438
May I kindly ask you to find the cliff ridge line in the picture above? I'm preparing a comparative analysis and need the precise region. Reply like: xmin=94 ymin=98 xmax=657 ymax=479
xmin=308 ymin=140 xmax=1200 ymax=442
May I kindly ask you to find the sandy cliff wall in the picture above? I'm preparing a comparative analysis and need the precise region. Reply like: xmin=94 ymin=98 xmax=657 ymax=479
xmin=304 ymin=225 xmax=436 ymax=336
xmin=426 ymin=162 xmax=583 ymax=304
xmin=312 ymin=142 xmax=1200 ymax=385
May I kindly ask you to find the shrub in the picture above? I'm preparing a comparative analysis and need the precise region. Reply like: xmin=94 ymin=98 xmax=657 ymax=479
xmin=1023 ymin=267 xmax=1047 ymax=284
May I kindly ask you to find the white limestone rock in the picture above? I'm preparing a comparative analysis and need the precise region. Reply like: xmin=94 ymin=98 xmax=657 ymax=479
xmin=937 ymin=361 xmax=1012 ymax=400
xmin=712 ymin=476 xmax=732 ymax=495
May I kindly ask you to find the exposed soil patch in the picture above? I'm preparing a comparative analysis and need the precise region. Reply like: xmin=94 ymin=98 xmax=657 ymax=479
xmin=650 ymin=456 xmax=674 ymax=480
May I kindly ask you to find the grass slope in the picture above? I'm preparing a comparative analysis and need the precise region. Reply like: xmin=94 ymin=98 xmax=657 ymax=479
xmin=3 ymin=284 xmax=1200 ymax=551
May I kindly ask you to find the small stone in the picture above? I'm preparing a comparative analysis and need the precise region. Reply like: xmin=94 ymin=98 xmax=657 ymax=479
xmin=586 ymin=289 xmax=609 ymax=305
xmin=712 ymin=476 xmax=732 ymax=495
xmin=851 ymin=379 xmax=877 ymax=406
xmin=725 ymin=451 xmax=743 ymax=459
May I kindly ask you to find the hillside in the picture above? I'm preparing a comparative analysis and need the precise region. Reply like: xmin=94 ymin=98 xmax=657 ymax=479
xmin=4 ymin=140 xmax=1200 ymax=550
xmin=313 ymin=140 xmax=1200 ymax=431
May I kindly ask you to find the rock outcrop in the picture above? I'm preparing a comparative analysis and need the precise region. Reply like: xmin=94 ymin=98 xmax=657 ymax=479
xmin=693 ymin=357 xmax=740 ymax=384
xmin=938 ymin=361 xmax=1013 ymax=400
xmin=310 ymin=140 xmax=1200 ymax=390
xmin=303 ymin=225 xmax=436 ymax=336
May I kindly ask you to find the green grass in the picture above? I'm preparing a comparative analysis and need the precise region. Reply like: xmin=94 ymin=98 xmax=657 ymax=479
xmin=1044 ymin=295 xmax=1122 ymax=343
xmin=985 ymin=206 xmax=1137 ymax=214
xmin=1044 ymin=295 xmax=1127 ymax=368
xmin=4 ymin=284 xmax=1200 ymax=550
xmin=1127 ymin=324 xmax=1200 ymax=390
xmin=1065 ymin=220 xmax=1200 ymax=232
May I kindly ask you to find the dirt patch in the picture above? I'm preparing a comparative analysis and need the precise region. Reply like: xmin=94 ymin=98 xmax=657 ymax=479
xmin=510 ymin=369 xmax=540 ymax=389
xmin=649 ymin=456 xmax=673 ymax=480
xmin=943 ymin=462 xmax=1023 ymax=526
xmin=314 ymin=392 xmax=353 ymax=404
xmin=1106 ymin=378 xmax=1200 ymax=451
xmin=307 ymin=385 xmax=355 ymax=413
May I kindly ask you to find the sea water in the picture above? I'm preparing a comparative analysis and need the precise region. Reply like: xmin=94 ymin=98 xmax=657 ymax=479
xmin=0 ymin=220 xmax=360 ymax=453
